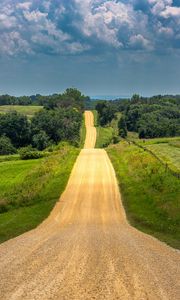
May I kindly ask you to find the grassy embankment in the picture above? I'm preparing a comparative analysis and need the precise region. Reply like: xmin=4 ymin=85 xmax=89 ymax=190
xmin=126 ymin=134 xmax=180 ymax=174
xmin=107 ymin=141 xmax=180 ymax=249
xmin=0 ymin=105 xmax=43 ymax=119
xmin=0 ymin=144 xmax=79 ymax=243
xmin=79 ymin=114 xmax=86 ymax=148
xmin=92 ymin=110 xmax=119 ymax=148
xmin=135 ymin=137 xmax=180 ymax=173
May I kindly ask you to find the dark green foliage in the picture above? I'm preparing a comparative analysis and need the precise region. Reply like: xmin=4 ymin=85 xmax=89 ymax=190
xmin=32 ymin=130 xmax=50 ymax=150
xmin=19 ymin=146 xmax=44 ymax=160
xmin=100 ymin=95 xmax=180 ymax=139
xmin=31 ymin=107 xmax=82 ymax=145
xmin=0 ymin=95 xmax=32 ymax=106
xmin=43 ymin=88 xmax=86 ymax=111
xmin=0 ymin=136 xmax=16 ymax=155
xmin=118 ymin=115 xmax=127 ymax=138
xmin=0 ymin=111 xmax=31 ymax=147
xmin=95 ymin=101 xmax=116 ymax=126
xmin=0 ymin=88 xmax=86 ymax=152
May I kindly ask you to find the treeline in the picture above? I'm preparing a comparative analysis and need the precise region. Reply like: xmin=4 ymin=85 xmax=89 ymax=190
xmin=0 ymin=88 xmax=85 ymax=155
xmin=95 ymin=94 xmax=180 ymax=139
xmin=0 ymin=88 xmax=89 ymax=111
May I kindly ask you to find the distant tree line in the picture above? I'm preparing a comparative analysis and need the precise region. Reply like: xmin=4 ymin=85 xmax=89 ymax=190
xmin=0 ymin=88 xmax=89 ymax=112
xmin=95 ymin=94 xmax=180 ymax=139
xmin=0 ymin=88 xmax=85 ymax=155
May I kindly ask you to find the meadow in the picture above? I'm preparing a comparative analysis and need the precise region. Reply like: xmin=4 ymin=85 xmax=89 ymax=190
xmin=0 ymin=143 xmax=79 ymax=243
xmin=107 ymin=141 xmax=180 ymax=249
xmin=0 ymin=105 xmax=43 ymax=118
xmin=132 ymin=137 xmax=180 ymax=174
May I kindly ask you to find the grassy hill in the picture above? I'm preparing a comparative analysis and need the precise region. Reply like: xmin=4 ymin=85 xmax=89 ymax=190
xmin=107 ymin=141 xmax=180 ymax=249
xmin=0 ymin=105 xmax=43 ymax=118
xmin=0 ymin=143 xmax=79 ymax=243
xmin=128 ymin=136 xmax=180 ymax=174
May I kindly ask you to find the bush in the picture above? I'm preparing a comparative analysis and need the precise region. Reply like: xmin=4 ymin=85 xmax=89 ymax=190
xmin=19 ymin=146 xmax=44 ymax=160
xmin=32 ymin=130 xmax=50 ymax=150
xmin=0 ymin=199 xmax=8 ymax=213
xmin=0 ymin=136 xmax=16 ymax=155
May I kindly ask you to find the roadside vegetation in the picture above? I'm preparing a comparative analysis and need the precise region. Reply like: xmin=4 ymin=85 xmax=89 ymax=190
xmin=95 ymin=98 xmax=180 ymax=248
xmin=107 ymin=141 xmax=180 ymax=249
xmin=79 ymin=114 xmax=86 ymax=148
xmin=132 ymin=137 xmax=180 ymax=174
xmin=92 ymin=109 xmax=119 ymax=148
xmin=0 ymin=143 xmax=79 ymax=243
xmin=0 ymin=88 xmax=87 ymax=243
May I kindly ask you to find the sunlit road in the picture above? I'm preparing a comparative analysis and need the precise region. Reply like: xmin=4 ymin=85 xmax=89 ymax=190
xmin=0 ymin=111 xmax=179 ymax=300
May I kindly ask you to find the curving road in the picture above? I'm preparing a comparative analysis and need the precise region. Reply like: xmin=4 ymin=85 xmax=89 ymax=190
xmin=0 ymin=111 xmax=179 ymax=300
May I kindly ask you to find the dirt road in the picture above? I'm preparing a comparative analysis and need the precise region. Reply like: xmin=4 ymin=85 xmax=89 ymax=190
xmin=0 ymin=111 xmax=179 ymax=299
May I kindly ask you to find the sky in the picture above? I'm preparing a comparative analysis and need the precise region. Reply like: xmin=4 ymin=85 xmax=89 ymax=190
xmin=0 ymin=0 xmax=180 ymax=97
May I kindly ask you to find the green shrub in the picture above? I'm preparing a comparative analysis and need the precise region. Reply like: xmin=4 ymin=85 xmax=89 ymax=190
xmin=19 ymin=146 xmax=44 ymax=160
xmin=0 ymin=136 xmax=16 ymax=155
xmin=0 ymin=199 xmax=8 ymax=213
xmin=32 ymin=130 xmax=51 ymax=150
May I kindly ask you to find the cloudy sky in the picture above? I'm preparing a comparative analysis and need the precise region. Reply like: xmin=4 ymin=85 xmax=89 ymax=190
xmin=0 ymin=0 xmax=180 ymax=97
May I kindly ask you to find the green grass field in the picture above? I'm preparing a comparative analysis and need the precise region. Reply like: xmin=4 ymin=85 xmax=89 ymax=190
xmin=135 ymin=137 xmax=180 ymax=173
xmin=96 ymin=126 xmax=114 ymax=148
xmin=0 ymin=105 xmax=43 ymax=118
xmin=0 ymin=143 xmax=79 ymax=243
xmin=107 ymin=141 xmax=180 ymax=249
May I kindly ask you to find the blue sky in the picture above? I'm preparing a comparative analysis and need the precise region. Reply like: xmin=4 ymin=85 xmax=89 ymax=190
xmin=0 ymin=0 xmax=180 ymax=96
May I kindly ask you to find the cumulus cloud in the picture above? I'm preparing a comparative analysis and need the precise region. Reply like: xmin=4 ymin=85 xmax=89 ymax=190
xmin=16 ymin=2 xmax=31 ymax=10
xmin=0 ymin=0 xmax=179 ymax=56
xmin=161 ymin=6 xmax=180 ymax=18
xmin=129 ymin=34 xmax=153 ymax=50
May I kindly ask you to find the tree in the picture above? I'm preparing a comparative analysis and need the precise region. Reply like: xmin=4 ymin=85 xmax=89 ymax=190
xmin=118 ymin=116 xmax=127 ymax=138
xmin=32 ymin=131 xmax=50 ymax=150
xmin=31 ymin=107 xmax=82 ymax=145
xmin=0 ymin=111 xmax=31 ymax=147
xmin=95 ymin=102 xmax=116 ymax=126
xmin=0 ymin=136 xmax=16 ymax=155
xmin=131 ymin=94 xmax=141 ymax=104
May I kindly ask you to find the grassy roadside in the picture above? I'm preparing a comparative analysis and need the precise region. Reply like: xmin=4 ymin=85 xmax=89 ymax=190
xmin=79 ymin=114 xmax=86 ymax=148
xmin=96 ymin=127 xmax=114 ymax=148
xmin=107 ymin=142 xmax=180 ymax=249
xmin=127 ymin=136 xmax=180 ymax=174
xmin=92 ymin=110 xmax=115 ymax=148
xmin=0 ymin=144 xmax=79 ymax=243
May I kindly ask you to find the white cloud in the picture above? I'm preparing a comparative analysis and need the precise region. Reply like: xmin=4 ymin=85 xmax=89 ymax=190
xmin=0 ymin=13 xmax=17 ymax=29
xmin=0 ymin=0 xmax=179 ymax=56
xmin=23 ymin=10 xmax=48 ymax=23
xmin=129 ymin=34 xmax=153 ymax=50
xmin=16 ymin=2 xmax=31 ymax=10
xmin=74 ymin=0 xmax=147 ymax=49
xmin=0 ymin=31 xmax=32 ymax=56
xmin=148 ymin=0 xmax=172 ymax=15
xmin=161 ymin=6 xmax=180 ymax=18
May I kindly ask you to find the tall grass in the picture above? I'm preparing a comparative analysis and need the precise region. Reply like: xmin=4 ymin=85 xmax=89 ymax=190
xmin=107 ymin=142 xmax=180 ymax=249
